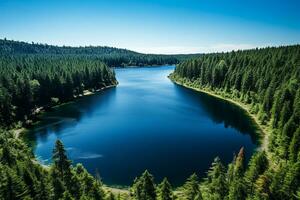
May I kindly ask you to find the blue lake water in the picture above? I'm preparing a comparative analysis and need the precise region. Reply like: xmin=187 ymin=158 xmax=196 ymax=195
xmin=26 ymin=65 xmax=259 ymax=186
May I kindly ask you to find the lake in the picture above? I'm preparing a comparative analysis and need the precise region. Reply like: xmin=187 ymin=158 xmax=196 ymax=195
xmin=25 ymin=65 xmax=259 ymax=187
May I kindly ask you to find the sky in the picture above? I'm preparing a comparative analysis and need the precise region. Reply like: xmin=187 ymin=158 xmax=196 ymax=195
xmin=0 ymin=0 xmax=299 ymax=54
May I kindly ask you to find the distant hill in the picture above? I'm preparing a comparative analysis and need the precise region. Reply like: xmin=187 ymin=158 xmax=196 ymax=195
xmin=0 ymin=39 xmax=202 ymax=67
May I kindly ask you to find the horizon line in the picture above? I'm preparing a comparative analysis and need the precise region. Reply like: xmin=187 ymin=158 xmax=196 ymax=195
xmin=1 ymin=37 xmax=299 ymax=55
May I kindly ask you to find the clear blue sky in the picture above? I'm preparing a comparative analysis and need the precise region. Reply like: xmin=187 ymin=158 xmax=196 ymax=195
xmin=0 ymin=0 xmax=299 ymax=54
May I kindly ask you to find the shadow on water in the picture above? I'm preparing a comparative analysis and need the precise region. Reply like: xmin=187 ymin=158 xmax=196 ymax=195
xmin=172 ymin=84 xmax=260 ymax=144
xmin=25 ymin=88 xmax=117 ymax=150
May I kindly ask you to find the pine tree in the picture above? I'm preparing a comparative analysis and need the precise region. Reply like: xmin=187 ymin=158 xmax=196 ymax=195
xmin=60 ymin=191 xmax=74 ymax=200
xmin=37 ymin=176 xmax=52 ymax=200
xmin=23 ymin=168 xmax=39 ymax=199
xmin=1 ymin=143 xmax=15 ymax=166
xmin=281 ymin=161 xmax=300 ymax=199
xmin=234 ymin=147 xmax=245 ymax=177
xmin=244 ymin=151 xmax=268 ymax=195
xmin=0 ymin=87 xmax=13 ymax=125
xmin=289 ymin=127 xmax=300 ymax=162
xmin=106 ymin=192 xmax=117 ymax=200
xmin=51 ymin=168 xmax=65 ymax=200
xmin=194 ymin=191 xmax=203 ymax=200
xmin=252 ymin=175 xmax=270 ymax=200
xmin=90 ymin=179 xmax=105 ymax=200
xmin=227 ymin=148 xmax=246 ymax=200
xmin=131 ymin=170 xmax=156 ymax=200
xmin=131 ymin=177 xmax=143 ymax=200
xmin=205 ymin=157 xmax=227 ymax=200
xmin=157 ymin=178 xmax=173 ymax=200
xmin=1 ymin=166 xmax=30 ymax=200
xmin=183 ymin=173 xmax=200 ymax=200
xmin=52 ymin=140 xmax=72 ymax=185
xmin=141 ymin=170 xmax=156 ymax=200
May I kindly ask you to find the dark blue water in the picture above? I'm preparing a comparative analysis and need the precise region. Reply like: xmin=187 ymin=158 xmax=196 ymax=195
xmin=26 ymin=65 xmax=259 ymax=186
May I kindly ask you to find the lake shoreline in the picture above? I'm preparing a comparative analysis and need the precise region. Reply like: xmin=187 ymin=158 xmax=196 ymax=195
xmin=11 ymin=82 xmax=129 ymax=194
xmin=114 ymin=64 xmax=176 ymax=69
xmin=168 ymin=74 xmax=270 ymax=153
xmin=20 ymin=66 xmax=261 ymax=191
xmin=13 ymin=83 xmax=118 ymax=139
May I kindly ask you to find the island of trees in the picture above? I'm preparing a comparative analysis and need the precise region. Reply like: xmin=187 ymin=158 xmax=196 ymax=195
xmin=0 ymin=40 xmax=299 ymax=199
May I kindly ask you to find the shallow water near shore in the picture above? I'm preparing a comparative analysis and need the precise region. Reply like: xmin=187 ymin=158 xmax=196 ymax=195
xmin=25 ymin=65 xmax=259 ymax=186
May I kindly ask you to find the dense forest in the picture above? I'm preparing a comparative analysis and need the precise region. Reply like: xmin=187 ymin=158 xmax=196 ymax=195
xmin=0 ymin=55 xmax=117 ymax=127
xmin=0 ymin=39 xmax=199 ymax=67
xmin=0 ymin=129 xmax=274 ymax=200
xmin=0 ymin=40 xmax=299 ymax=200
xmin=170 ymin=45 xmax=300 ymax=199
xmin=0 ymin=38 xmax=197 ymax=127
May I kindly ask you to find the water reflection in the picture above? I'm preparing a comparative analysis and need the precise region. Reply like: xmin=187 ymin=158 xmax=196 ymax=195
xmin=173 ymin=84 xmax=259 ymax=143
xmin=25 ymin=66 xmax=259 ymax=186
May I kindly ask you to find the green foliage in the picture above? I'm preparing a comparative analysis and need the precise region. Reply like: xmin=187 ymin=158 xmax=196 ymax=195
xmin=0 ymin=44 xmax=299 ymax=200
xmin=172 ymin=45 xmax=300 ymax=199
xmin=0 ymin=39 xmax=199 ymax=67
xmin=244 ymin=151 xmax=268 ymax=195
xmin=0 ymin=131 xmax=110 ymax=200
xmin=204 ymin=157 xmax=227 ymax=200
xmin=131 ymin=170 xmax=156 ymax=200
xmin=182 ymin=173 xmax=201 ymax=200
xmin=157 ymin=178 xmax=173 ymax=200
xmin=52 ymin=140 xmax=72 ymax=185
xmin=0 ymin=55 xmax=117 ymax=127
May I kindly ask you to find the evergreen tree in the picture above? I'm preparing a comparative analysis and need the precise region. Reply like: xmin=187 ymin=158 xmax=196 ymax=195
xmin=60 ymin=191 xmax=74 ymax=200
xmin=289 ymin=127 xmax=300 ymax=162
xmin=131 ymin=170 xmax=156 ymax=200
xmin=252 ymin=175 xmax=270 ymax=200
xmin=157 ymin=178 xmax=173 ymax=200
xmin=1 ymin=143 xmax=15 ymax=166
xmin=23 ymin=168 xmax=39 ymax=199
xmin=227 ymin=148 xmax=246 ymax=200
xmin=244 ymin=151 xmax=268 ymax=195
xmin=1 ymin=166 xmax=30 ymax=200
xmin=141 ymin=170 xmax=156 ymax=200
xmin=183 ymin=173 xmax=200 ymax=200
xmin=90 ymin=179 xmax=105 ymax=200
xmin=106 ymin=192 xmax=117 ymax=200
xmin=205 ymin=157 xmax=227 ymax=200
xmin=51 ymin=168 xmax=65 ymax=200
xmin=52 ymin=140 xmax=72 ymax=184
xmin=281 ymin=161 xmax=300 ymax=199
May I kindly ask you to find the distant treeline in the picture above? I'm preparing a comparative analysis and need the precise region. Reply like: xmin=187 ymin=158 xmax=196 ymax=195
xmin=0 ymin=39 xmax=200 ymax=67
xmin=0 ymin=39 xmax=200 ymax=127
xmin=171 ymin=44 xmax=300 ymax=199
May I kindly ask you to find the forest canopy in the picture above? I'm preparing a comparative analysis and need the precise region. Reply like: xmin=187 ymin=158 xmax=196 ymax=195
xmin=0 ymin=40 xmax=299 ymax=199
xmin=170 ymin=44 xmax=300 ymax=200
xmin=0 ymin=39 xmax=200 ymax=67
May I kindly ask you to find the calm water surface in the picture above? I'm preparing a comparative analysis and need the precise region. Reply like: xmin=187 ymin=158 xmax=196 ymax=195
xmin=26 ymin=65 xmax=259 ymax=186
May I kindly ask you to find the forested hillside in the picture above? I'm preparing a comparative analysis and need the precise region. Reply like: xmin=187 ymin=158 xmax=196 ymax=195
xmin=0 ymin=41 xmax=299 ymax=200
xmin=0 ymin=39 xmax=199 ymax=127
xmin=0 ymin=55 xmax=117 ymax=127
xmin=0 ymin=39 xmax=198 ymax=67
xmin=170 ymin=45 xmax=300 ymax=199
